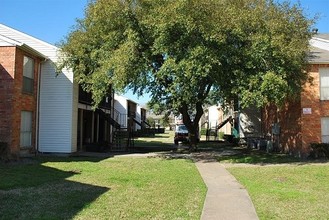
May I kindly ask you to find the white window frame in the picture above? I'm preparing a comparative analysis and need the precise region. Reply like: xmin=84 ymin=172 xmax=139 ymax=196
xmin=320 ymin=68 xmax=329 ymax=100
xmin=20 ymin=111 xmax=33 ymax=148
xmin=22 ymin=56 xmax=34 ymax=94
xmin=321 ymin=117 xmax=329 ymax=143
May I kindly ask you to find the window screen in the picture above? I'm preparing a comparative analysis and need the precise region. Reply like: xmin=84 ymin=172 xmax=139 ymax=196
xmin=22 ymin=56 xmax=34 ymax=94
xmin=20 ymin=111 xmax=33 ymax=147
xmin=321 ymin=117 xmax=329 ymax=143
xmin=320 ymin=68 xmax=329 ymax=100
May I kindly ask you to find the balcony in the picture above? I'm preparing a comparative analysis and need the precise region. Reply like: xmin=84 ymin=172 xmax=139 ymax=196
xmin=78 ymin=86 xmax=111 ymax=109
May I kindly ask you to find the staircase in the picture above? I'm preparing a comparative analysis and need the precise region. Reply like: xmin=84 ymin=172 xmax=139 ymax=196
xmin=133 ymin=116 xmax=155 ymax=137
xmin=96 ymin=108 xmax=134 ymax=152
xmin=143 ymin=120 xmax=151 ymax=128
xmin=95 ymin=108 xmax=120 ymax=129
xmin=112 ymin=128 xmax=133 ymax=151
xmin=217 ymin=116 xmax=233 ymax=130
xmin=132 ymin=117 xmax=142 ymax=127
xmin=206 ymin=116 xmax=233 ymax=141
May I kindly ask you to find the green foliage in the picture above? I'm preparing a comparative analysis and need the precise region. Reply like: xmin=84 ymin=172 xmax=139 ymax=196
xmin=146 ymin=117 xmax=155 ymax=126
xmin=218 ymin=131 xmax=225 ymax=139
xmin=59 ymin=0 xmax=314 ymax=129
xmin=160 ymin=115 xmax=170 ymax=127
xmin=200 ymin=128 xmax=207 ymax=136
xmin=0 ymin=142 xmax=8 ymax=161
xmin=309 ymin=143 xmax=329 ymax=159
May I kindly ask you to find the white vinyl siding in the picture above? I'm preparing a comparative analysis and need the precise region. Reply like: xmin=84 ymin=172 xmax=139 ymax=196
xmin=20 ymin=111 xmax=32 ymax=147
xmin=320 ymin=68 xmax=329 ymax=100
xmin=38 ymin=61 xmax=76 ymax=153
xmin=114 ymin=95 xmax=128 ymax=128
xmin=136 ymin=106 xmax=142 ymax=130
xmin=23 ymin=56 xmax=34 ymax=94
xmin=321 ymin=117 xmax=329 ymax=143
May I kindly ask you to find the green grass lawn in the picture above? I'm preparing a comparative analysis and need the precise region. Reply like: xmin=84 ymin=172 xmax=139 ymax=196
xmin=134 ymin=131 xmax=234 ymax=152
xmin=219 ymin=151 xmax=329 ymax=220
xmin=134 ymin=131 xmax=175 ymax=148
xmin=218 ymin=149 xmax=303 ymax=164
xmin=0 ymin=156 xmax=206 ymax=219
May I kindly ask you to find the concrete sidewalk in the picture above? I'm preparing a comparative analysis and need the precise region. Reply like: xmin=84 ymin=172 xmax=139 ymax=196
xmin=196 ymin=160 xmax=259 ymax=220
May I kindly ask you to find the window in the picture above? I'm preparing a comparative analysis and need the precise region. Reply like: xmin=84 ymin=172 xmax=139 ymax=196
xmin=23 ymin=56 xmax=34 ymax=94
xmin=20 ymin=111 xmax=33 ymax=147
xmin=320 ymin=68 xmax=329 ymax=100
xmin=321 ymin=117 xmax=329 ymax=143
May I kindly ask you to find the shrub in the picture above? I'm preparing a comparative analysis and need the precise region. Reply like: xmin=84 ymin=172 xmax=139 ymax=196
xmin=0 ymin=142 xmax=8 ymax=161
xmin=218 ymin=131 xmax=225 ymax=139
xmin=309 ymin=143 xmax=329 ymax=159
xmin=200 ymin=128 xmax=207 ymax=136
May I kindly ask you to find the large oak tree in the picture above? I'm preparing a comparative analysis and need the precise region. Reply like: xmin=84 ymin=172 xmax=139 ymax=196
xmin=59 ymin=0 xmax=314 ymax=148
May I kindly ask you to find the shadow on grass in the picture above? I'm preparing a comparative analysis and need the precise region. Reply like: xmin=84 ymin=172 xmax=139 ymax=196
xmin=197 ymin=140 xmax=237 ymax=151
xmin=217 ymin=150 xmax=301 ymax=164
xmin=132 ymin=140 xmax=176 ymax=153
xmin=0 ymin=157 xmax=109 ymax=219
xmin=134 ymin=140 xmax=173 ymax=148
xmin=132 ymin=139 xmax=230 ymax=153
xmin=216 ymin=148 xmax=329 ymax=165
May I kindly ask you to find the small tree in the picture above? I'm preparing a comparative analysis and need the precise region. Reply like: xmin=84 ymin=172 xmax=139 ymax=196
xmin=59 ymin=0 xmax=314 ymax=150
xmin=146 ymin=117 xmax=155 ymax=128
xmin=160 ymin=115 xmax=170 ymax=128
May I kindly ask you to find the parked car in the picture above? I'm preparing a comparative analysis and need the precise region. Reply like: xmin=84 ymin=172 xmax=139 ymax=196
xmin=174 ymin=124 xmax=200 ymax=145
xmin=174 ymin=124 xmax=189 ymax=145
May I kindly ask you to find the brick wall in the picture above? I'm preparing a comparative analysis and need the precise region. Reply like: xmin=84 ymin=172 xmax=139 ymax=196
xmin=0 ymin=46 xmax=41 ymax=156
xmin=262 ymin=99 xmax=302 ymax=156
xmin=301 ymin=64 xmax=329 ymax=153
xmin=0 ymin=47 xmax=15 ymax=153
xmin=262 ymin=64 xmax=329 ymax=157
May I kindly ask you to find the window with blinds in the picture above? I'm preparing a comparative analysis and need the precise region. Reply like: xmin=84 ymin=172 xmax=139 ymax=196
xmin=320 ymin=68 xmax=329 ymax=100
xmin=321 ymin=117 xmax=329 ymax=143
xmin=20 ymin=111 xmax=33 ymax=147
xmin=22 ymin=56 xmax=34 ymax=94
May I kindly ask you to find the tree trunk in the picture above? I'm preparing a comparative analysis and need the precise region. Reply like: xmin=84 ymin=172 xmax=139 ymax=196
xmin=179 ymin=102 xmax=203 ymax=151
xmin=188 ymin=126 xmax=198 ymax=151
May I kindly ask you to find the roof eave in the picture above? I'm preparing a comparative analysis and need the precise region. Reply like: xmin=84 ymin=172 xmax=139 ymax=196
xmin=19 ymin=44 xmax=48 ymax=60
xmin=308 ymin=61 xmax=329 ymax=65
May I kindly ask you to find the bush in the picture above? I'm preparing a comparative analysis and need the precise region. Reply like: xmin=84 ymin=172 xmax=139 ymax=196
xmin=200 ymin=128 xmax=207 ymax=136
xmin=218 ymin=131 xmax=225 ymax=139
xmin=0 ymin=142 xmax=8 ymax=161
xmin=309 ymin=143 xmax=329 ymax=159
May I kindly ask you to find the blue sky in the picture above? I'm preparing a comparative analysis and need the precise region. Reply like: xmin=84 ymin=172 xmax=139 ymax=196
xmin=1 ymin=0 xmax=329 ymax=104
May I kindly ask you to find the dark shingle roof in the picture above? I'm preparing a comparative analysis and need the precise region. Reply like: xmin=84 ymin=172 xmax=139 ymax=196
xmin=309 ymin=34 xmax=329 ymax=63
xmin=309 ymin=46 xmax=329 ymax=63
xmin=314 ymin=33 xmax=329 ymax=41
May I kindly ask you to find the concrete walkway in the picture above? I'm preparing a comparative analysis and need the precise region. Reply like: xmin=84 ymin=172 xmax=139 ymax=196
xmin=196 ymin=160 xmax=259 ymax=220
xmin=73 ymin=150 xmax=259 ymax=219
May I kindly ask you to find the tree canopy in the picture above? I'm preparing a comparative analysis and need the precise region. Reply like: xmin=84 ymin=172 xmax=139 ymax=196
xmin=59 ymin=0 xmax=314 ymax=146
